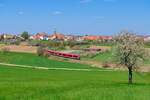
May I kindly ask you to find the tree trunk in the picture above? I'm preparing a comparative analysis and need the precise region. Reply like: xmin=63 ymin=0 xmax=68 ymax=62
xmin=128 ymin=67 xmax=132 ymax=84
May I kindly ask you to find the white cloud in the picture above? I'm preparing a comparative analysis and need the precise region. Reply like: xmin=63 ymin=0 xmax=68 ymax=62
xmin=53 ymin=11 xmax=63 ymax=15
xmin=80 ymin=0 xmax=92 ymax=3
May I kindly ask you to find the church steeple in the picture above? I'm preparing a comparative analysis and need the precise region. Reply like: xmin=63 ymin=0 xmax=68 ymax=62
xmin=54 ymin=28 xmax=56 ymax=35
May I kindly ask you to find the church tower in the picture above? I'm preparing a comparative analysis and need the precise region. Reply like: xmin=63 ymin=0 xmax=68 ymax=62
xmin=54 ymin=28 xmax=56 ymax=35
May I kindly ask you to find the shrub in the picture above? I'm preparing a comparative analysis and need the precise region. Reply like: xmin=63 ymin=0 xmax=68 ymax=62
xmin=47 ymin=40 xmax=66 ymax=50
xmin=0 ymin=39 xmax=21 ymax=45
xmin=37 ymin=46 xmax=44 ymax=56
xmin=144 ymin=40 xmax=150 ymax=47
xmin=102 ymin=62 xmax=110 ymax=68
xmin=66 ymin=40 xmax=77 ymax=48
xmin=1 ymin=47 xmax=10 ymax=54
xmin=80 ymin=52 xmax=89 ymax=57
xmin=72 ymin=45 xmax=89 ymax=50
xmin=16 ymin=40 xmax=21 ymax=45
xmin=21 ymin=31 xmax=29 ymax=40
xmin=43 ymin=52 xmax=51 ymax=58
xmin=29 ymin=40 xmax=40 ymax=46
xmin=72 ymin=45 xmax=82 ymax=50
xmin=87 ymin=52 xmax=98 ymax=58
xmin=37 ymin=46 xmax=51 ymax=58
xmin=80 ymin=51 xmax=99 ymax=58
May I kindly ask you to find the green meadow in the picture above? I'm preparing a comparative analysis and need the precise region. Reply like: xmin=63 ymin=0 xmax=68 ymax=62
xmin=83 ymin=47 xmax=150 ymax=64
xmin=82 ymin=49 xmax=114 ymax=62
xmin=0 ymin=50 xmax=150 ymax=100
xmin=0 ymin=65 xmax=150 ymax=100
xmin=0 ymin=52 xmax=99 ymax=69
xmin=82 ymin=47 xmax=116 ymax=63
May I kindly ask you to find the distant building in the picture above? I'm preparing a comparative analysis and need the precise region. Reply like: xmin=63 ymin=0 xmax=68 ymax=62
xmin=29 ymin=35 xmax=36 ymax=40
xmin=4 ymin=34 xmax=15 ymax=39
xmin=82 ymin=35 xmax=113 ymax=41
xmin=83 ymin=36 xmax=100 ymax=41
xmin=48 ymin=34 xmax=57 ymax=40
xmin=39 ymin=32 xmax=49 ymax=40
xmin=99 ymin=36 xmax=112 ymax=41
xmin=64 ymin=35 xmax=74 ymax=41
xmin=29 ymin=32 xmax=49 ymax=40
xmin=74 ymin=36 xmax=84 ymax=42
xmin=143 ymin=36 xmax=150 ymax=41
xmin=49 ymin=33 xmax=64 ymax=41
xmin=35 ymin=36 xmax=41 ymax=40
xmin=14 ymin=34 xmax=25 ymax=40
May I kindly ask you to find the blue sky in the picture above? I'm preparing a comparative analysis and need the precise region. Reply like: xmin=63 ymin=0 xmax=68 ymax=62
xmin=0 ymin=0 xmax=150 ymax=35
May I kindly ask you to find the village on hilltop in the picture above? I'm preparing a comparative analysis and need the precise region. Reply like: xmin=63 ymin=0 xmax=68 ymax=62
xmin=1 ymin=31 xmax=150 ymax=42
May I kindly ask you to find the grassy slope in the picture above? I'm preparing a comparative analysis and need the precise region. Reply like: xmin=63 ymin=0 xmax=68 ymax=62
xmin=0 ymin=65 xmax=150 ymax=100
xmin=94 ymin=42 xmax=116 ymax=47
xmin=82 ymin=48 xmax=115 ymax=63
xmin=0 ymin=52 xmax=99 ymax=69
xmin=83 ymin=47 xmax=150 ymax=64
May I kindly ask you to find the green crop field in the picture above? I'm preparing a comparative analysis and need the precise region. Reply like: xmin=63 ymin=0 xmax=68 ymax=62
xmin=0 ymin=52 xmax=100 ymax=69
xmin=0 ymin=65 xmax=150 ymax=100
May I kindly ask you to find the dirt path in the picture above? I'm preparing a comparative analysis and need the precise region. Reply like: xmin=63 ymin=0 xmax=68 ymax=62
xmin=0 ymin=63 xmax=116 ymax=72
xmin=48 ymin=56 xmax=150 ymax=72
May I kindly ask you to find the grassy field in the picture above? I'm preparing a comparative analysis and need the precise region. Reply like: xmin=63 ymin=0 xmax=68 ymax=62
xmin=82 ymin=48 xmax=115 ymax=63
xmin=0 ymin=52 xmax=99 ymax=69
xmin=94 ymin=42 xmax=116 ymax=47
xmin=144 ymin=45 xmax=150 ymax=48
xmin=83 ymin=47 xmax=150 ymax=65
xmin=0 ymin=65 xmax=150 ymax=100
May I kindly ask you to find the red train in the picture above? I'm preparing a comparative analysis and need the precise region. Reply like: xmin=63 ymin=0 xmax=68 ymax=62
xmin=44 ymin=48 xmax=80 ymax=60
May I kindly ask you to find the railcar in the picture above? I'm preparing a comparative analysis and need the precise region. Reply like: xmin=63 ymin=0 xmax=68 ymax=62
xmin=44 ymin=48 xmax=80 ymax=60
